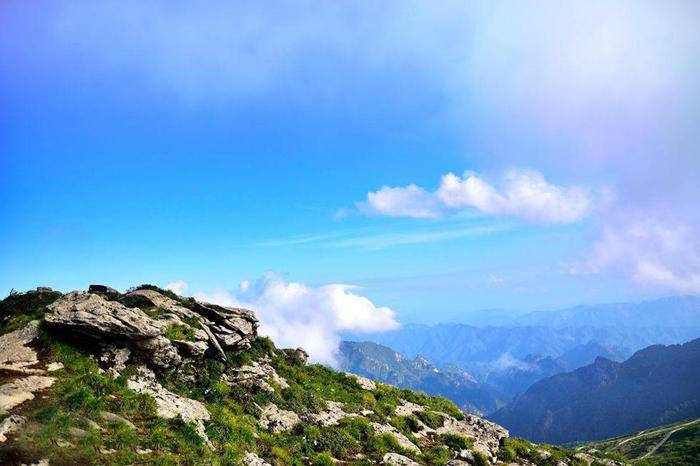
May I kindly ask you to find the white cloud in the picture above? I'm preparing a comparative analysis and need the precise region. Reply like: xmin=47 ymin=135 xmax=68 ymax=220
xmin=362 ymin=184 xmax=443 ymax=218
xmin=363 ymin=168 xmax=594 ymax=224
xmin=195 ymin=273 xmax=399 ymax=365
xmin=589 ymin=220 xmax=700 ymax=294
xmin=165 ymin=280 xmax=188 ymax=295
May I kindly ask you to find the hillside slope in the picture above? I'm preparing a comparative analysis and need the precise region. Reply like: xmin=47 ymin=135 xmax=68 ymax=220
xmin=490 ymin=339 xmax=700 ymax=444
xmin=0 ymin=285 xmax=612 ymax=466
xmin=580 ymin=418 xmax=700 ymax=465
xmin=337 ymin=341 xmax=504 ymax=415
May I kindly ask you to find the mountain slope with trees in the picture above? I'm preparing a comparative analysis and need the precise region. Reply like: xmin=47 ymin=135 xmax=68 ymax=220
xmin=490 ymin=339 xmax=700 ymax=444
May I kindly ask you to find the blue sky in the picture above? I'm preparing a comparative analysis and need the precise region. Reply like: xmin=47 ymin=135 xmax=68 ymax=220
xmin=2 ymin=1 xmax=700 ymax=346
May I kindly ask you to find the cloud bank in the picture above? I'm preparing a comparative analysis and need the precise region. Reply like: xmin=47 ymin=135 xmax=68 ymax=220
xmin=589 ymin=220 xmax=700 ymax=294
xmin=362 ymin=168 xmax=594 ymax=224
xmin=195 ymin=273 xmax=399 ymax=365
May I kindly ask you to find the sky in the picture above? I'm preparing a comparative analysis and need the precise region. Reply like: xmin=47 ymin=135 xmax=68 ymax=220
xmin=2 ymin=1 xmax=700 ymax=363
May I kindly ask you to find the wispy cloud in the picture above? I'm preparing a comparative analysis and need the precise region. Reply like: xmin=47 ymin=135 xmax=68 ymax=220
xmin=250 ymin=223 xmax=508 ymax=252
xmin=250 ymin=231 xmax=351 ymax=248
xmin=325 ymin=225 xmax=506 ymax=251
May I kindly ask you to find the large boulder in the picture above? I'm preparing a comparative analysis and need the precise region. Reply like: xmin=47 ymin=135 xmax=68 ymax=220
xmin=121 ymin=288 xmax=258 ymax=354
xmin=46 ymin=292 xmax=163 ymax=340
xmin=189 ymin=300 xmax=258 ymax=350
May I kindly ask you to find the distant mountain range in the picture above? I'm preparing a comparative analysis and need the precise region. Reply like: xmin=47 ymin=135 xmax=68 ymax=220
xmin=344 ymin=296 xmax=700 ymax=387
xmin=515 ymin=295 xmax=700 ymax=329
xmin=337 ymin=340 xmax=504 ymax=415
xmin=340 ymin=295 xmax=700 ymax=418
xmin=490 ymin=338 xmax=700 ymax=444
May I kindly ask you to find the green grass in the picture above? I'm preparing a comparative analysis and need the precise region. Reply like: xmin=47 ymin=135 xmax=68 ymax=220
xmin=164 ymin=322 xmax=197 ymax=342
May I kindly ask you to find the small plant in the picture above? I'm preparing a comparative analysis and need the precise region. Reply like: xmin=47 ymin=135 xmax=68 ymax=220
xmin=164 ymin=322 xmax=196 ymax=342
xmin=442 ymin=433 xmax=473 ymax=451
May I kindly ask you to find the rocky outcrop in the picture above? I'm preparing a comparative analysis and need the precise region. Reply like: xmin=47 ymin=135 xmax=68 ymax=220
xmin=43 ymin=289 xmax=258 ymax=372
xmin=46 ymin=292 xmax=163 ymax=340
xmin=189 ymin=300 xmax=257 ymax=350
xmin=0 ymin=321 xmax=42 ymax=374
xmin=0 ymin=376 xmax=56 ymax=415
xmin=121 ymin=288 xmax=258 ymax=357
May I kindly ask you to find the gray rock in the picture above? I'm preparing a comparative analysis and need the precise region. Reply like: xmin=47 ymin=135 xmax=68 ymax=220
xmin=258 ymin=403 xmax=300 ymax=433
xmin=46 ymin=362 xmax=64 ymax=372
xmin=435 ymin=412 xmax=508 ymax=462
xmin=134 ymin=336 xmax=182 ymax=369
xmin=244 ymin=452 xmax=272 ymax=466
xmin=345 ymin=372 xmax=376 ymax=390
xmin=307 ymin=400 xmax=357 ymax=427
xmin=0 ymin=376 xmax=56 ymax=415
xmin=306 ymin=401 xmax=357 ymax=427
xmin=382 ymin=452 xmax=421 ymax=465
xmin=98 ymin=346 xmax=131 ymax=376
xmin=68 ymin=427 xmax=89 ymax=438
xmin=225 ymin=361 xmax=288 ymax=394
xmin=127 ymin=366 xmax=211 ymax=446
xmin=190 ymin=300 xmax=258 ymax=350
xmin=100 ymin=411 xmax=136 ymax=429
xmin=120 ymin=289 xmax=196 ymax=320
xmin=46 ymin=292 xmax=163 ymax=340
xmin=0 ymin=415 xmax=26 ymax=442
xmin=371 ymin=422 xmax=421 ymax=453
xmin=121 ymin=288 xmax=257 ymax=358
xmin=0 ymin=321 xmax=42 ymax=374
xmin=395 ymin=400 xmax=424 ymax=416
xmin=293 ymin=348 xmax=309 ymax=364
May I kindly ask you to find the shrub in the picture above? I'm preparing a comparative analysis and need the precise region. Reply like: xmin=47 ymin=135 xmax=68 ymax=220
xmin=416 ymin=410 xmax=445 ymax=429
xmin=164 ymin=323 xmax=196 ymax=342
xmin=441 ymin=433 xmax=473 ymax=451
xmin=311 ymin=427 xmax=360 ymax=459
xmin=473 ymin=451 xmax=489 ymax=466
xmin=420 ymin=445 xmax=452 ymax=465
xmin=311 ymin=453 xmax=335 ymax=466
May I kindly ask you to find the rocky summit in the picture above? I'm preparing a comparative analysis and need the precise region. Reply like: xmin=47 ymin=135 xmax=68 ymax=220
xmin=0 ymin=285 xmax=623 ymax=465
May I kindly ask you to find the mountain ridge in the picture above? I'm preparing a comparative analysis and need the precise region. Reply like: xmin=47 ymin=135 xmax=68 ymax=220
xmin=490 ymin=338 xmax=700 ymax=444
